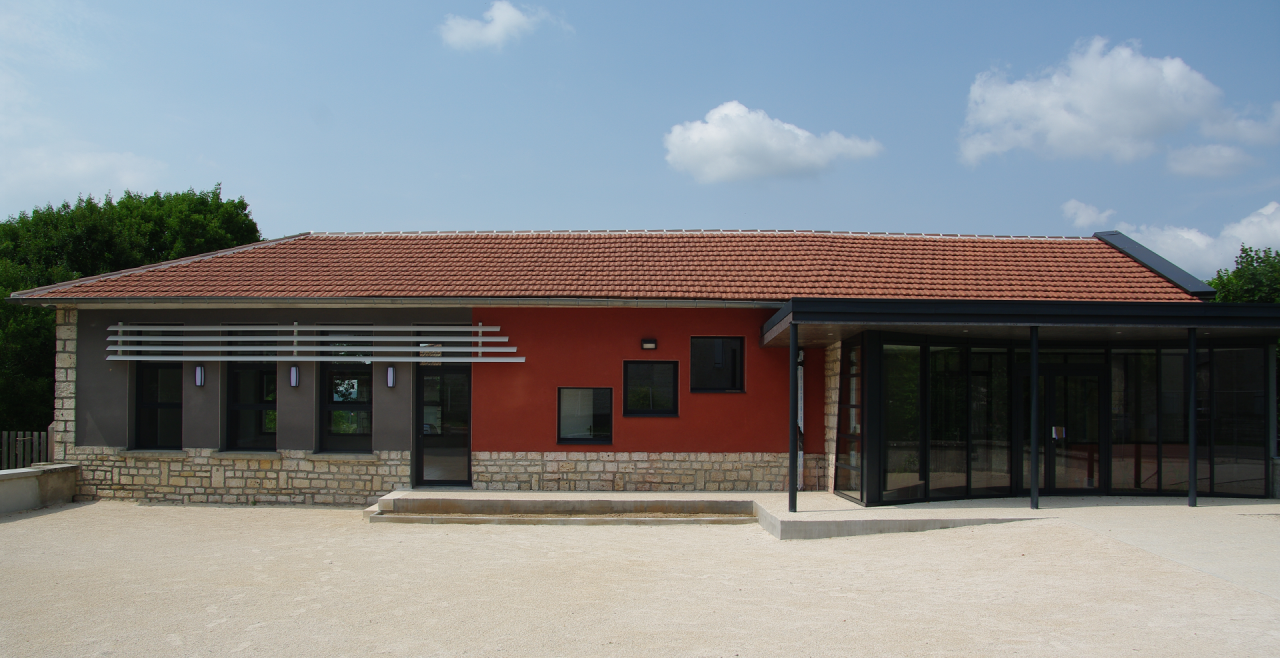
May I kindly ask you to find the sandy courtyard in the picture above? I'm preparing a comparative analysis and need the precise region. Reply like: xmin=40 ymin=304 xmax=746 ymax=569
xmin=1 ymin=498 xmax=1278 ymax=657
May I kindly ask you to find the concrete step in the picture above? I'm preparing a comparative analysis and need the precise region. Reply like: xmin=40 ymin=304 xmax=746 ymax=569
xmin=365 ymin=491 xmax=1038 ymax=539
xmin=367 ymin=511 xmax=757 ymax=526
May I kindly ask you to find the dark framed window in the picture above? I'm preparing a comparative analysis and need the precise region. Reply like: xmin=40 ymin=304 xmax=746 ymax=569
xmin=558 ymin=388 xmax=612 ymax=443
xmin=623 ymin=361 xmax=678 ymax=417
xmin=690 ymin=337 xmax=744 ymax=392
xmin=135 ymin=362 xmax=182 ymax=449
xmin=227 ymin=363 xmax=277 ymax=451
xmin=319 ymin=362 xmax=373 ymax=453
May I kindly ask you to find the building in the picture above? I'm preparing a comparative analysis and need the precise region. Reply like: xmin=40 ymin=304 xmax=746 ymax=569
xmin=10 ymin=230 xmax=1280 ymax=507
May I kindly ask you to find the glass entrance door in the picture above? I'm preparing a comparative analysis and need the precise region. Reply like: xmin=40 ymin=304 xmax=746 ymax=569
xmin=416 ymin=365 xmax=471 ymax=486
xmin=1041 ymin=369 xmax=1104 ymax=493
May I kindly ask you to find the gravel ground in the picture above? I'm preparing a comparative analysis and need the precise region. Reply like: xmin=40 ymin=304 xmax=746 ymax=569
xmin=1 ymin=500 xmax=1278 ymax=657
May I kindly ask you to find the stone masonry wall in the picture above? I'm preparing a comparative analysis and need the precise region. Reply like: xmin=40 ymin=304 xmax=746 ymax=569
xmin=824 ymin=341 xmax=841 ymax=494
xmin=52 ymin=307 xmax=77 ymax=462
xmin=471 ymin=451 xmax=828 ymax=491
xmin=67 ymin=448 xmax=412 ymax=505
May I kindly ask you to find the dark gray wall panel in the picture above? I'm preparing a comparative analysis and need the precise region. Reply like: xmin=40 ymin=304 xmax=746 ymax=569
xmin=372 ymin=362 xmax=413 ymax=452
xmin=182 ymin=361 xmax=221 ymax=449
xmin=76 ymin=311 xmax=130 ymax=447
xmin=277 ymin=361 xmax=315 ymax=451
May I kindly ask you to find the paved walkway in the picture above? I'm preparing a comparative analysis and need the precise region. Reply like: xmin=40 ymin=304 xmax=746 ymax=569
xmin=1 ymin=497 xmax=1278 ymax=657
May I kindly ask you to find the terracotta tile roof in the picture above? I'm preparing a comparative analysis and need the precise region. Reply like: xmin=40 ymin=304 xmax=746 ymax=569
xmin=15 ymin=231 xmax=1201 ymax=302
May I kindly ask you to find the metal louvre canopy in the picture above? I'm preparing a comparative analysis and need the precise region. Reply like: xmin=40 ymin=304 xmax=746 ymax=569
xmin=106 ymin=323 xmax=526 ymax=363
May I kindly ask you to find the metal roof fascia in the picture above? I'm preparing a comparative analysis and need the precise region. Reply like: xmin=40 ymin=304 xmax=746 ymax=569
xmin=1094 ymin=230 xmax=1217 ymax=301
xmin=761 ymin=298 xmax=1280 ymax=339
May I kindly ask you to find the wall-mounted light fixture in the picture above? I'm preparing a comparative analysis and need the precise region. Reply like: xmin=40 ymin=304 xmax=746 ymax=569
xmin=641 ymin=338 xmax=658 ymax=350
xmin=386 ymin=366 xmax=396 ymax=388
xmin=289 ymin=365 xmax=300 ymax=388
xmin=194 ymin=365 xmax=205 ymax=387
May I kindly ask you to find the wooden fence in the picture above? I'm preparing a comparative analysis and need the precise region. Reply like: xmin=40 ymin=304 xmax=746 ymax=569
xmin=1 ymin=431 xmax=50 ymax=470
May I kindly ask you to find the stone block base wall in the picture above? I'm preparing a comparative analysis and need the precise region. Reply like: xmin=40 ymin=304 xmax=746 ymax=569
xmin=471 ymin=451 xmax=828 ymax=492
xmin=65 ymin=448 xmax=412 ymax=506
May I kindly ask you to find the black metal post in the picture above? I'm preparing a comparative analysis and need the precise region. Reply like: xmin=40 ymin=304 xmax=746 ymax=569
xmin=789 ymin=323 xmax=799 ymax=513
xmin=1188 ymin=328 xmax=1197 ymax=507
xmin=1029 ymin=326 xmax=1040 ymax=510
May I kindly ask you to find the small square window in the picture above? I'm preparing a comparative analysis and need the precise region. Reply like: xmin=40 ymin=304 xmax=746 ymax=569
xmin=623 ymin=361 xmax=678 ymax=416
xmin=690 ymin=337 xmax=744 ymax=392
xmin=558 ymin=388 xmax=612 ymax=444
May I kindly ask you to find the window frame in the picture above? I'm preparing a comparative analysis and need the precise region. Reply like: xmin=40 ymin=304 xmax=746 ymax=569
xmin=134 ymin=361 xmax=183 ymax=450
xmin=622 ymin=360 xmax=680 ymax=417
xmin=557 ymin=387 xmax=614 ymax=445
xmin=225 ymin=361 xmax=278 ymax=452
xmin=689 ymin=336 xmax=745 ymax=393
xmin=318 ymin=361 xmax=374 ymax=453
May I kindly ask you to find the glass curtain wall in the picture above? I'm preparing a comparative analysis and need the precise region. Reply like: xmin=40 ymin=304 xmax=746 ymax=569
xmin=929 ymin=347 xmax=966 ymax=498
xmin=868 ymin=340 xmax=1268 ymax=505
xmin=970 ymin=349 xmax=1011 ymax=495
xmin=1111 ymin=350 xmax=1159 ymax=491
xmin=882 ymin=345 xmax=924 ymax=502
xmin=1212 ymin=348 xmax=1267 ymax=496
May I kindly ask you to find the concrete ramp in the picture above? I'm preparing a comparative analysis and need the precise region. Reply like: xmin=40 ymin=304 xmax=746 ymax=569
xmin=753 ymin=503 xmax=1033 ymax=539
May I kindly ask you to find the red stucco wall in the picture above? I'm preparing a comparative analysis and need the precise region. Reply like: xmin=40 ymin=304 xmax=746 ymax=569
xmin=471 ymin=307 xmax=825 ymax=454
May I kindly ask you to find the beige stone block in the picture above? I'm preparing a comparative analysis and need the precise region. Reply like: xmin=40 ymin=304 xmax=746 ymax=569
xmin=55 ymin=324 xmax=76 ymax=339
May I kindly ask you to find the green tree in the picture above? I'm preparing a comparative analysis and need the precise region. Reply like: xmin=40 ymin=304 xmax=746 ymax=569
xmin=1208 ymin=246 xmax=1280 ymax=303
xmin=0 ymin=185 xmax=261 ymax=430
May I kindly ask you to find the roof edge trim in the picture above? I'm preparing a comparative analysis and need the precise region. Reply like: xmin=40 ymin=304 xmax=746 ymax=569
xmin=1094 ymin=231 xmax=1216 ymax=301
xmin=8 ymin=295 xmax=787 ymax=310
xmin=6 ymin=233 xmax=314 ymax=299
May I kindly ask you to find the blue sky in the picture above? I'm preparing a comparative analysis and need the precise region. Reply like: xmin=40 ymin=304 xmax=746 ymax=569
xmin=2 ymin=1 xmax=1278 ymax=276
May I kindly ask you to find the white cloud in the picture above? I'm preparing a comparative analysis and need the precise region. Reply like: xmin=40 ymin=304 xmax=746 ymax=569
xmin=664 ymin=101 xmax=883 ymax=183
xmin=1203 ymin=102 xmax=1280 ymax=145
xmin=1167 ymin=144 xmax=1258 ymax=177
xmin=1117 ymin=202 xmax=1280 ymax=278
xmin=959 ymin=37 xmax=1280 ymax=168
xmin=440 ymin=1 xmax=543 ymax=51
xmin=1062 ymin=199 xmax=1115 ymax=228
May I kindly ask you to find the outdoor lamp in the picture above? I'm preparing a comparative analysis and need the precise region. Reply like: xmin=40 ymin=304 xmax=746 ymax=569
xmin=194 ymin=365 xmax=205 ymax=387
xmin=289 ymin=365 xmax=299 ymax=387
xmin=641 ymin=338 xmax=657 ymax=350
xmin=386 ymin=366 xmax=396 ymax=388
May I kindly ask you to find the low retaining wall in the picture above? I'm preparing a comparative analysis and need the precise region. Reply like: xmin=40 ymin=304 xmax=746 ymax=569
xmin=0 ymin=463 xmax=77 ymax=514
xmin=64 ymin=447 xmax=412 ymax=506
xmin=471 ymin=451 xmax=829 ymax=492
